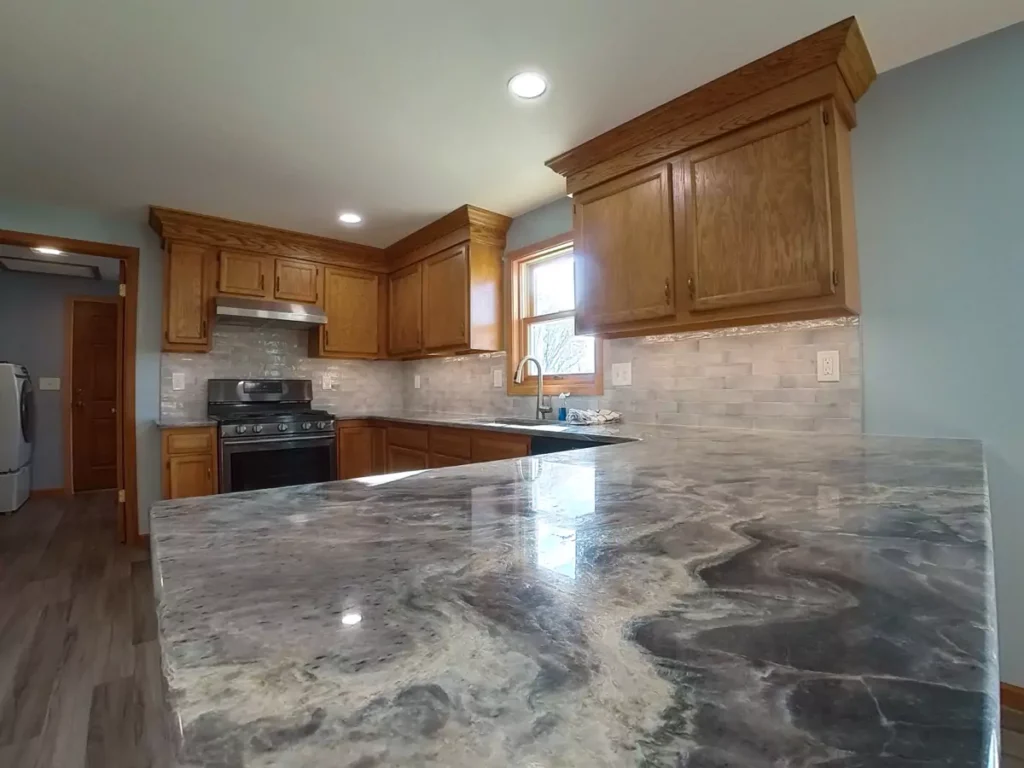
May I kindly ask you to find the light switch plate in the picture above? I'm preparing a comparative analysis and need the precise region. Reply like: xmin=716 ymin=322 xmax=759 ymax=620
xmin=321 ymin=373 xmax=333 ymax=390
xmin=171 ymin=373 xmax=186 ymax=391
xmin=817 ymin=350 xmax=840 ymax=382
xmin=611 ymin=362 xmax=632 ymax=387
xmin=492 ymin=368 xmax=503 ymax=388
xmin=38 ymin=377 xmax=60 ymax=391
xmin=414 ymin=375 xmax=421 ymax=389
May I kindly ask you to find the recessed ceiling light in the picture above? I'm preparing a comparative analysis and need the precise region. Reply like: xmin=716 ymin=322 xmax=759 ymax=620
xmin=341 ymin=612 xmax=362 ymax=626
xmin=508 ymin=71 xmax=548 ymax=99
xmin=32 ymin=246 xmax=63 ymax=256
xmin=338 ymin=212 xmax=362 ymax=225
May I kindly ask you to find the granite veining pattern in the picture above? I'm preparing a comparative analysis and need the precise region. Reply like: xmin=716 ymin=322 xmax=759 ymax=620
xmin=150 ymin=427 xmax=997 ymax=767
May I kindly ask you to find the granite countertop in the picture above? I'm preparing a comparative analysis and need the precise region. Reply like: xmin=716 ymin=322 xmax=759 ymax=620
xmin=150 ymin=424 xmax=998 ymax=767
xmin=156 ymin=417 xmax=217 ymax=429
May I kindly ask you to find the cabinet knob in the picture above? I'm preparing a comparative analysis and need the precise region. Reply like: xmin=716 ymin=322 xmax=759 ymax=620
xmin=687 ymin=275 xmax=695 ymax=300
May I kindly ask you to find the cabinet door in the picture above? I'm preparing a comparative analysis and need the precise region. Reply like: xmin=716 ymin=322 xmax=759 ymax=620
xmin=339 ymin=427 xmax=374 ymax=479
xmin=275 ymin=258 xmax=321 ymax=304
xmin=219 ymin=250 xmax=270 ymax=297
xmin=323 ymin=267 xmax=379 ymax=355
xmin=388 ymin=263 xmax=423 ymax=355
xmin=166 ymin=454 xmax=215 ymax=499
xmin=387 ymin=445 xmax=429 ymax=472
xmin=370 ymin=427 xmax=387 ymax=474
xmin=431 ymin=453 xmax=469 ymax=469
xmin=680 ymin=104 xmax=834 ymax=312
xmin=471 ymin=432 xmax=531 ymax=463
xmin=574 ymin=163 xmax=676 ymax=330
xmin=164 ymin=242 xmax=209 ymax=348
xmin=422 ymin=245 xmax=468 ymax=350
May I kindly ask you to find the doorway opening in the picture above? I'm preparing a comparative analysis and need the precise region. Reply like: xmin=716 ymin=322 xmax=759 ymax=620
xmin=0 ymin=228 xmax=140 ymax=544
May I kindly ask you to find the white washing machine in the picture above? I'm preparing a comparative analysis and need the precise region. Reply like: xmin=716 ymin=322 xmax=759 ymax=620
xmin=0 ymin=363 xmax=34 ymax=513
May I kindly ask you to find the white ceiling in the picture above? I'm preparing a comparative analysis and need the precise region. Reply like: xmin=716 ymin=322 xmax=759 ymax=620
xmin=0 ymin=245 xmax=121 ymax=282
xmin=1 ymin=1 xmax=1021 ymax=247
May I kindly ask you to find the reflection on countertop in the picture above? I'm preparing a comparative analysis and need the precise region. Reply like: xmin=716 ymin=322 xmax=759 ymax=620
xmin=150 ymin=425 xmax=997 ymax=767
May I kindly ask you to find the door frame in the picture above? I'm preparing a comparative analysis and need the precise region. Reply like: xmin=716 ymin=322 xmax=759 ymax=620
xmin=0 ymin=228 xmax=140 ymax=545
xmin=64 ymin=296 xmax=122 ymax=500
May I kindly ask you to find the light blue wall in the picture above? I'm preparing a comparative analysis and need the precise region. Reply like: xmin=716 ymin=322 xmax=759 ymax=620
xmin=505 ymin=197 xmax=572 ymax=254
xmin=854 ymin=22 xmax=1024 ymax=685
xmin=0 ymin=273 xmax=119 ymax=489
xmin=0 ymin=201 xmax=163 ymax=533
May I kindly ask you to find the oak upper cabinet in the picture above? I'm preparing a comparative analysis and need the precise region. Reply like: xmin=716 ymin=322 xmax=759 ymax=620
xmin=680 ymin=104 xmax=834 ymax=313
xmin=422 ymin=244 xmax=468 ymax=351
xmin=388 ymin=263 xmax=423 ymax=356
xmin=219 ymin=250 xmax=270 ymax=297
xmin=315 ymin=267 xmax=380 ymax=358
xmin=161 ymin=427 xmax=217 ymax=499
xmin=163 ymin=242 xmax=211 ymax=352
xmin=274 ymin=258 xmax=321 ymax=304
xmin=573 ymin=163 xmax=677 ymax=333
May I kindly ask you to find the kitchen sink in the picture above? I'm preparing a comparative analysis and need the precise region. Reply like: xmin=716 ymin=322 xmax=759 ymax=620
xmin=472 ymin=417 xmax=569 ymax=432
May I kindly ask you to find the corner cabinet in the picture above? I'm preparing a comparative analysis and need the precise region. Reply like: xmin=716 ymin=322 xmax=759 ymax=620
xmin=388 ymin=263 xmax=423 ymax=355
xmin=163 ymin=242 xmax=213 ymax=352
xmin=310 ymin=267 xmax=380 ymax=358
xmin=161 ymin=427 xmax=218 ymax=499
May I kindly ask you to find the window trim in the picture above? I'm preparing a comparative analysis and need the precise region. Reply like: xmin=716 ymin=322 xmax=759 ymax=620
xmin=505 ymin=232 xmax=603 ymax=396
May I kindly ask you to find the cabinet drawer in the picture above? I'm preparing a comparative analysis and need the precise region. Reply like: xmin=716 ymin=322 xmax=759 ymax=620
xmin=431 ymin=453 xmax=470 ymax=469
xmin=164 ymin=428 xmax=214 ymax=455
xmin=387 ymin=425 xmax=429 ymax=451
xmin=471 ymin=432 xmax=531 ymax=463
xmin=429 ymin=427 xmax=472 ymax=460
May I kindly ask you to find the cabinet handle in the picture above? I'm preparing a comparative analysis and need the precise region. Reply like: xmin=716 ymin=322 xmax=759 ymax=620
xmin=276 ymin=275 xmax=280 ymax=292
xmin=664 ymin=278 xmax=671 ymax=304
xmin=207 ymin=466 xmax=211 ymax=478
xmin=260 ymin=274 xmax=265 ymax=290
xmin=687 ymin=275 xmax=695 ymax=300
xmin=325 ymin=329 xmax=330 ymax=346
xmin=201 ymin=318 xmax=207 ymax=337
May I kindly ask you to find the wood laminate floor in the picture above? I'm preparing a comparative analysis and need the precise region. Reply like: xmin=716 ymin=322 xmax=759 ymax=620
xmin=0 ymin=492 xmax=169 ymax=768
xmin=0 ymin=493 xmax=1022 ymax=766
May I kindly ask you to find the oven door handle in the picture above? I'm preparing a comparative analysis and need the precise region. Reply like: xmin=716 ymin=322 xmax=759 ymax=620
xmin=221 ymin=434 xmax=336 ymax=447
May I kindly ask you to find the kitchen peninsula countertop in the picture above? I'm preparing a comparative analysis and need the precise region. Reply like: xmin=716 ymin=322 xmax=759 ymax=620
xmin=150 ymin=423 xmax=998 ymax=767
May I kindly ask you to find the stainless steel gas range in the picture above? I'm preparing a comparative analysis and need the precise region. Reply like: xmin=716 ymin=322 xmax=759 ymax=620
xmin=208 ymin=379 xmax=337 ymax=494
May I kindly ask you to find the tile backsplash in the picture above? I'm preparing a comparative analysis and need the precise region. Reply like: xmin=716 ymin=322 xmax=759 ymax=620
xmin=160 ymin=325 xmax=404 ymax=420
xmin=160 ymin=317 xmax=862 ymax=434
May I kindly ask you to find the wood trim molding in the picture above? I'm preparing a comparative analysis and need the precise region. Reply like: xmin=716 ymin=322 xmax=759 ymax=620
xmin=0 ymin=228 xmax=141 ymax=547
xmin=546 ymin=17 xmax=875 ymax=187
xmin=1002 ymin=683 xmax=1024 ymax=712
xmin=149 ymin=207 xmax=390 ymax=273
xmin=385 ymin=205 xmax=512 ymax=264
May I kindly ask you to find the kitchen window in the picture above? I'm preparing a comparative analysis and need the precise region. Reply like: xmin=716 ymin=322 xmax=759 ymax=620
xmin=506 ymin=234 xmax=602 ymax=395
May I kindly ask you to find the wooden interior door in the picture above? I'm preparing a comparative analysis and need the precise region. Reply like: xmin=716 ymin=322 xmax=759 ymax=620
xmin=388 ymin=263 xmax=423 ymax=355
xmin=323 ymin=267 xmax=379 ymax=355
xmin=574 ymin=162 xmax=676 ymax=329
xmin=219 ymin=250 xmax=269 ymax=297
xmin=71 ymin=299 xmax=119 ymax=492
xmin=422 ymin=245 xmax=468 ymax=350
xmin=164 ymin=242 xmax=208 ymax=347
xmin=167 ymin=454 xmax=215 ymax=498
xmin=275 ymin=258 xmax=321 ymax=304
xmin=681 ymin=104 xmax=834 ymax=312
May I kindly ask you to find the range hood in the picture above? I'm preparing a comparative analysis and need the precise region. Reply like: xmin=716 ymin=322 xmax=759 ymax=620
xmin=214 ymin=296 xmax=327 ymax=329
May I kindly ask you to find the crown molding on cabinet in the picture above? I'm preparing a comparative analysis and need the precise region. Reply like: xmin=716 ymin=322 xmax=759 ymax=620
xmin=386 ymin=205 xmax=512 ymax=259
xmin=149 ymin=206 xmax=390 ymax=273
xmin=546 ymin=17 xmax=876 ymax=193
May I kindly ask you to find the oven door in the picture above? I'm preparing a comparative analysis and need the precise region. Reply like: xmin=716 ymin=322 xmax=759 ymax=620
xmin=220 ymin=433 xmax=337 ymax=494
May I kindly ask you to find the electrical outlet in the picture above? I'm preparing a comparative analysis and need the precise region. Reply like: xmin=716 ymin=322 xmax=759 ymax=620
xmin=38 ymin=377 xmax=60 ymax=391
xmin=492 ymin=368 xmax=503 ymax=388
xmin=414 ymin=374 xmax=421 ymax=389
xmin=320 ymin=373 xmax=333 ymax=390
xmin=817 ymin=350 xmax=840 ymax=382
xmin=171 ymin=373 xmax=186 ymax=391
xmin=611 ymin=362 xmax=632 ymax=387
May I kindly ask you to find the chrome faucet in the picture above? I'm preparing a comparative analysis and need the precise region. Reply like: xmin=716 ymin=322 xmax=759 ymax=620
xmin=514 ymin=356 xmax=552 ymax=421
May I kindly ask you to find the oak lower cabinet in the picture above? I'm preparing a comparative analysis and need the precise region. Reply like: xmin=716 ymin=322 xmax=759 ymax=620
xmin=219 ymin=250 xmax=270 ymax=297
xmin=311 ymin=267 xmax=381 ymax=358
xmin=471 ymin=432 xmax=531 ymax=463
xmin=388 ymin=263 xmax=423 ymax=356
xmin=430 ymin=453 xmax=470 ymax=468
xmin=163 ymin=242 xmax=212 ymax=352
xmin=338 ymin=423 xmax=387 ymax=479
xmin=574 ymin=162 xmax=677 ymax=332
xmin=161 ymin=427 xmax=218 ymax=499
xmin=387 ymin=445 xmax=429 ymax=472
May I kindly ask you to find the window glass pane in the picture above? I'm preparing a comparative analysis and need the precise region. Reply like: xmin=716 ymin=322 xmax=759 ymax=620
xmin=530 ymin=254 xmax=575 ymax=316
xmin=527 ymin=316 xmax=595 ymax=375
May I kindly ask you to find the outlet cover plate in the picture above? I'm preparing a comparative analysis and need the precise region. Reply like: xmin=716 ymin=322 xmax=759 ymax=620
xmin=492 ymin=369 xmax=503 ymax=388
xmin=414 ymin=375 xmax=421 ymax=389
xmin=38 ymin=377 xmax=60 ymax=391
xmin=171 ymin=373 xmax=186 ymax=391
xmin=817 ymin=350 xmax=840 ymax=382
xmin=611 ymin=362 xmax=632 ymax=387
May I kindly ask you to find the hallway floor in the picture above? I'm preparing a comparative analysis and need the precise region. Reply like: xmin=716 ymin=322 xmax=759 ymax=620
xmin=0 ymin=492 xmax=168 ymax=767
xmin=0 ymin=493 xmax=1021 ymax=766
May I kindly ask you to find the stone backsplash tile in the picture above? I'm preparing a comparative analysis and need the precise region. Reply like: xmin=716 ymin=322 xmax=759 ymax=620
xmin=161 ymin=317 xmax=862 ymax=435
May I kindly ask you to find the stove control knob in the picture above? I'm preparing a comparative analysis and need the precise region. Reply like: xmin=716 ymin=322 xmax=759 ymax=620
xmin=302 ymin=422 xmax=312 ymax=431
xmin=317 ymin=421 xmax=330 ymax=430
xmin=252 ymin=425 xmax=263 ymax=434
xmin=235 ymin=425 xmax=248 ymax=435
xmin=277 ymin=423 xmax=288 ymax=432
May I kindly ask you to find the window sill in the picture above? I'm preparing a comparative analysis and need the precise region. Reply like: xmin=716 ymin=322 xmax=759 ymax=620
xmin=507 ymin=376 xmax=603 ymax=397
